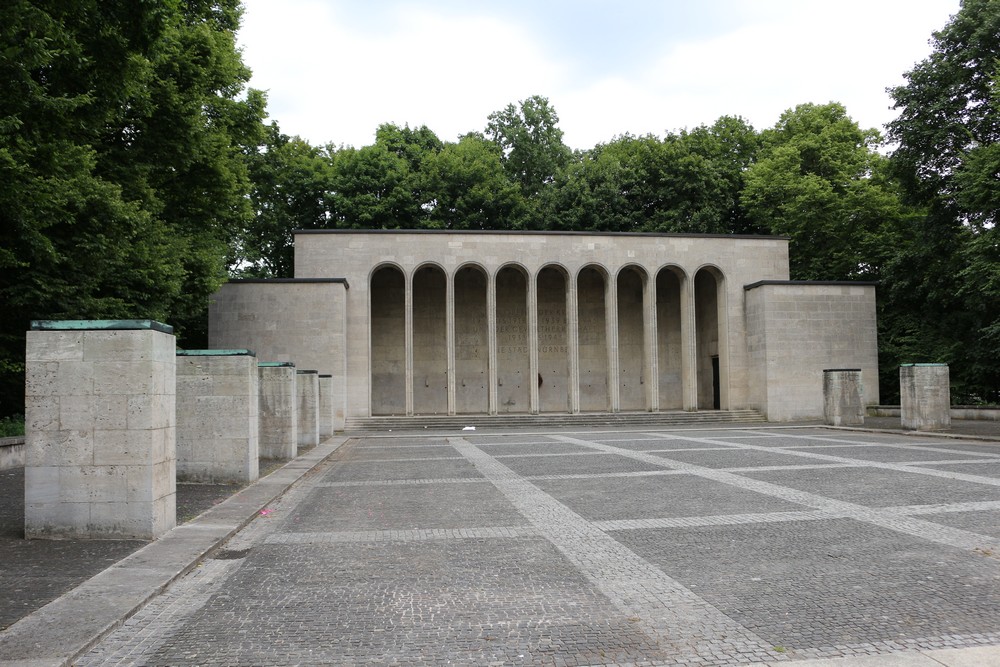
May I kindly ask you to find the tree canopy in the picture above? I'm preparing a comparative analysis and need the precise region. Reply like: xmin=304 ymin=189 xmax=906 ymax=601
xmin=3 ymin=0 xmax=999 ymax=416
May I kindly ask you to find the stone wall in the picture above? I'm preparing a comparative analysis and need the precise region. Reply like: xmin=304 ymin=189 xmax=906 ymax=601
xmin=208 ymin=279 xmax=347 ymax=431
xmin=24 ymin=322 xmax=176 ymax=539
xmin=176 ymin=351 xmax=258 ymax=483
xmin=745 ymin=282 xmax=879 ymax=421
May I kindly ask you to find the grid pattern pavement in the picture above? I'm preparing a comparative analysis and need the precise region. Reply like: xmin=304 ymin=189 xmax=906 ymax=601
xmin=79 ymin=427 xmax=1000 ymax=666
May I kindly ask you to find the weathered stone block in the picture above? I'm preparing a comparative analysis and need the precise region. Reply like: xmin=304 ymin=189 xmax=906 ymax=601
xmin=901 ymin=363 xmax=950 ymax=431
xmin=296 ymin=370 xmax=320 ymax=447
xmin=258 ymin=363 xmax=297 ymax=459
xmin=823 ymin=369 xmax=865 ymax=426
xmin=24 ymin=321 xmax=176 ymax=540
xmin=176 ymin=350 xmax=259 ymax=483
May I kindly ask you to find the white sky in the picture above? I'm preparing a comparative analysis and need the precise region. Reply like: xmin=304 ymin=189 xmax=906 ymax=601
xmin=237 ymin=0 xmax=960 ymax=150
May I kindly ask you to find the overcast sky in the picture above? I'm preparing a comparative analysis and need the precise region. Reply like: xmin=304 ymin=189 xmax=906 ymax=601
xmin=237 ymin=0 xmax=960 ymax=150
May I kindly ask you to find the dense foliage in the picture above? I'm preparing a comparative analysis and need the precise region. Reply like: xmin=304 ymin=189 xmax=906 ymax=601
xmin=1 ymin=1 xmax=997 ymax=416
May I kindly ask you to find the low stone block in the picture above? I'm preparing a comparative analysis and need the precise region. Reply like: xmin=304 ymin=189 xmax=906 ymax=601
xmin=176 ymin=350 xmax=259 ymax=484
xmin=24 ymin=320 xmax=176 ymax=540
xmin=258 ymin=363 xmax=297 ymax=460
xmin=823 ymin=369 xmax=864 ymax=426
xmin=297 ymin=370 xmax=320 ymax=447
xmin=900 ymin=363 xmax=951 ymax=431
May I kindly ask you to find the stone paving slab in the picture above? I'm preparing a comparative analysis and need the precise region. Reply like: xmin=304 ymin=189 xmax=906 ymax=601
xmin=0 ymin=438 xmax=347 ymax=667
xmin=9 ymin=424 xmax=1000 ymax=667
xmin=742 ymin=466 xmax=1000 ymax=508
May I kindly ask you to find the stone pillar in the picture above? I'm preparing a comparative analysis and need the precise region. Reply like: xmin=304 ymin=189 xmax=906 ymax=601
xmin=446 ymin=275 xmax=456 ymax=415
xmin=318 ymin=374 xmax=334 ymax=438
xmin=823 ymin=369 xmax=864 ymax=426
xmin=680 ymin=276 xmax=698 ymax=411
xmin=527 ymin=271 xmax=540 ymax=415
xmin=606 ymin=274 xmax=621 ymax=413
xmin=258 ymin=362 xmax=297 ymax=460
xmin=176 ymin=350 xmax=258 ymax=484
xmin=567 ymin=277 xmax=581 ymax=414
xmin=901 ymin=363 xmax=951 ymax=431
xmin=645 ymin=276 xmax=659 ymax=412
xmin=404 ymin=273 xmax=414 ymax=416
xmin=487 ymin=271 xmax=499 ymax=415
xmin=25 ymin=320 xmax=176 ymax=540
xmin=296 ymin=370 xmax=320 ymax=446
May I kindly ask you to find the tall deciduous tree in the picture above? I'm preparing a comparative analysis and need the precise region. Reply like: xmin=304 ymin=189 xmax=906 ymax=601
xmin=0 ymin=0 xmax=266 ymax=417
xmin=485 ymin=95 xmax=572 ymax=202
xmin=886 ymin=0 xmax=1000 ymax=401
xmin=743 ymin=103 xmax=904 ymax=281
xmin=237 ymin=124 xmax=333 ymax=278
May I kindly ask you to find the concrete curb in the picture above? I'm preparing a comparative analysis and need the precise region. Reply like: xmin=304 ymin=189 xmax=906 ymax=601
xmin=0 ymin=437 xmax=348 ymax=667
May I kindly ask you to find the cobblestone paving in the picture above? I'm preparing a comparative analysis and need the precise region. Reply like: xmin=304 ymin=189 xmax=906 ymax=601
xmin=80 ymin=427 xmax=1000 ymax=666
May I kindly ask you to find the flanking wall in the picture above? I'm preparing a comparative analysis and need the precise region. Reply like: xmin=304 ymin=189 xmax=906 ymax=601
xmin=208 ymin=230 xmax=881 ymax=422
xmin=744 ymin=281 xmax=880 ymax=421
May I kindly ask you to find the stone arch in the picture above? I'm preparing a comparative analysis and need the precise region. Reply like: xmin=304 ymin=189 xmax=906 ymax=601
xmin=655 ymin=265 xmax=685 ymax=410
xmin=370 ymin=264 xmax=406 ymax=415
xmin=454 ymin=263 xmax=489 ymax=414
xmin=412 ymin=263 xmax=448 ymax=414
xmin=495 ymin=263 xmax=529 ymax=414
xmin=577 ymin=263 xmax=610 ymax=412
xmin=536 ymin=263 xmax=570 ymax=413
xmin=694 ymin=265 xmax=727 ymax=410
xmin=616 ymin=264 xmax=649 ymax=411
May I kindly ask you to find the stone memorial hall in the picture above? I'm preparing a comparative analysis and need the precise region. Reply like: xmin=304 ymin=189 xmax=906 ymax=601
xmin=208 ymin=230 xmax=878 ymax=429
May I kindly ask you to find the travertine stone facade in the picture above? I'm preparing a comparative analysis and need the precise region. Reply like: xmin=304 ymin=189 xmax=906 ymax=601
xmin=823 ymin=369 xmax=865 ymax=426
xmin=318 ymin=374 xmax=334 ymax=437
xmin=258 ymin=363 xmax=297 ymax=459
xmin=901 ymin=364 xmax=951 ymax=431
xmin=745 ymin=281 xmax=879 ymax=421
xmin=209 ymin=231 xmax=881 ymax=423
xmin=296 ymin=370 xmax=320 ymax=446
xmin=209 ymin=279 xmax=347 ymax=431
xmin=176 ymin=351 xmax=258 ymax=483
xmin=24 ymin=321 xmax=176 ymax=539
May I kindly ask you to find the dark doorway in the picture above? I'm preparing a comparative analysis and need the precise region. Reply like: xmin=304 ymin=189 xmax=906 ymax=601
xmin=711 ymin=356 xmax=720 ymax=410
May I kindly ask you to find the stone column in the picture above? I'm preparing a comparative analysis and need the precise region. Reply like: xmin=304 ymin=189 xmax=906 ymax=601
xmin=446 ymin=274 xmax=456 ymax=415
xmin=680 ymin=275 xmax=698 ymax=411
xmin=25 ymin=320 xmax=176 ymax=540
xmin=176 ymin=350 xmax=259 ymax=484
xmin=645 ymin=276 xmax=659 ymax=412
xmin=296 ymin=370 xmax=321 ymax=446
xmin=318 ymin=374 xmax=335 ymax=438
xmin=527 ymin=271 xmax=540 ymax=415
xmin=487 ymin=271 xmax=499 ymax=415
xmin=900 ymin=363 xmax=951 ymax=431
xmin=258 ymin=362 xmax=297 ymax=460
xmin=567 ymin=276 xmax=581 ymax=414
xmin=823 ymin=369 xmax=864 ymax=426
xmin=404 ymin=273 xmax=414 ymax=416
xmin=606 ymin=274 xmax=621 ymax=412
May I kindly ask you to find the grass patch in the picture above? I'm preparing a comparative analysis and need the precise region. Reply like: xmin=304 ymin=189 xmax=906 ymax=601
xmin=0 ymin=415 xmax=24 ymax=438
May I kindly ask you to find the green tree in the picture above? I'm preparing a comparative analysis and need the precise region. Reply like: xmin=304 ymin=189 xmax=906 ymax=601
xmin=420 ymin=133 xmax=527 ymax=230
xmin=886 ymin=0 xmax=1000 ymax=401
xmin=237 ymin=124 xmax=333 ymax=278
xmin=327 ymin=143 xmax=421 ymax=229
xmin=540 ymin=117 xmax=758 ymax=235
xmin=485 ymin=95 xmax=572 ymax=201
xmin=743 ymin=103 xmax=904 ymax=281
xmin=0 ymin=0 xmax=267 ymax=417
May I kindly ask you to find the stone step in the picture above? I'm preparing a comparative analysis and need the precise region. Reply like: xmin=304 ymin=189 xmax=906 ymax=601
xmin=344 ymin=410 xmax=766 ymax=432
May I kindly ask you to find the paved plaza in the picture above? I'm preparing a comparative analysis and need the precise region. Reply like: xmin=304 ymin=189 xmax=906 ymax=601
xmin=59 ymin=425 xmax=1000 ymax=666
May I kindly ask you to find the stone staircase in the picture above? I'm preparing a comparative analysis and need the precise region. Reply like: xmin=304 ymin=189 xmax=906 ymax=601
xmin=344 ymin=409 xmax=767 ymax=433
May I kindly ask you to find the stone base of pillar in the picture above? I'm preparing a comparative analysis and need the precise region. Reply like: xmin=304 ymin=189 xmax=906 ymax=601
xmin=823 ymin=369 xmax=864 ymax=426
xmin=25 ymin=320 xmax=176 ymax=540
xmin=901 ymin=364 xmax=951 ymax=431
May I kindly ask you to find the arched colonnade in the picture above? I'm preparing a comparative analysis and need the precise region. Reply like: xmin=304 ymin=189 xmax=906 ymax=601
xmin=370 ymin=261 xmax=727 ymax=416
